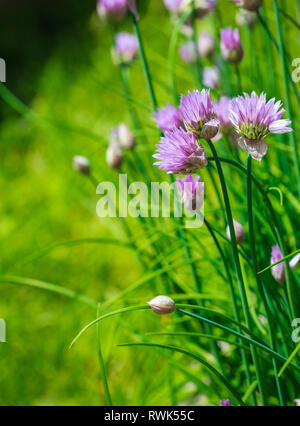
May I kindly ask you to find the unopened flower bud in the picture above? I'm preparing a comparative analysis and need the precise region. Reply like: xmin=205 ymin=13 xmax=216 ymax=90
xmin=236 ymin=9 xmax=257 ymax=27
xmin=289 ymin=253 xmax=300 ymax=270
xmin=271 ymin=245 xmax=285 ymax=284
xmin=106 ymin=141 xmax=123 ymax=169
xmin=73 ymin=155 xmax=91 ymax=176
xmin=231 ymin=0 xmax=262 ymax=12
xmin=147 ymin=295 xmax=176 ymax=315
xmin=198 ymin=31 xmax=214 ymax=58
xmin=97 ymin=0 xmax=128 ymax=22
xmin=220 ymin=399 xmax=232 ymax=406
xmin=117 ymin=123 xmax=136 ymax=150
xmin=294 ymin=399 xmax=300 ymax=406
xmin=203 ymin=67 xmax=220 ymax=90
xmin=226 ymin=220 xmax=245 ymax=245
xmin=200 ymin=119 xmax=220 ymax=140
xmin=220 ymin=27 xmax=244 ymax=64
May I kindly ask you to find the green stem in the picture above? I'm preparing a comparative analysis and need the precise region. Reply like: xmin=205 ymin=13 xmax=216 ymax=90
xmin=208 ymin=142 xmax=267 ymax=405
xmin=273 ymin=0 xmax=300 ymax=198
xmin=204 ymin=219 xmax=256 ymax=405
xmin=192 ymin=0 xmax=202 ymax=86
xmin=96 ymin=304 xmax=113 ymax=406
xmin=247 ymin=155 xmax=284 ymax=406
xmin=130 ymin=11 xmax=158 ymax=111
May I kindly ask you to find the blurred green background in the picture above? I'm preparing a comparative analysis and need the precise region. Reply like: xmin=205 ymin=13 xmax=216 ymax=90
xmin=0 ymin=0 xmax=299 ymax=406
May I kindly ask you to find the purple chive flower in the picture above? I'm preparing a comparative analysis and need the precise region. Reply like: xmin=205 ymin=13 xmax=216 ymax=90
xmin=220 ymin=399 xmax=232 ymax=406
xmin=220 ymin=27 xmax=244 ymax=64
xmin=153 ymin=104 xmax=182 ymax=133
xmin=179 ymin=89 xmax=219 ymax=139
xmin=203 ymin=66 xmax=220 ymax=90
xmin=176 ymin=175 xmax=204 ymax=211
xmin=163 ymin=0 xmax=184 ymax=13
xmin=113 ymin=32 xmax=138 ymax=65
xmin=97 ymin=0 xmax=128 ymax=21
xmin=153 ymin=127 xmax=208 ymax=174
xmin=271 ymin=245 xmax=285 ymax=284
xmin=229 ymin=92 xmax=293 ymax=161
xmin=213 ymin=96 xmax=238 ymax=144
xmin=230 ymin=0 xmax=262 ymax=12
xmin=179 ymin=41 xmax=197 ymax=64
xmin=198 ymin=31 xmax=214 ymax=58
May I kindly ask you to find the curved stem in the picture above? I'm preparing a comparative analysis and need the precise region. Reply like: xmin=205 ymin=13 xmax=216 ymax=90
xmin=130 ymin=11 xmax=158 ymax=111
xmin=273 ymin=0 xmax=300 ymax=198
xmin=208 ymin=142 xmax=267 ymax=405
xmin=247 ymin=155 xmax=284 ymax=406
xmin=96 ymin=304 xmax=113 ymax=406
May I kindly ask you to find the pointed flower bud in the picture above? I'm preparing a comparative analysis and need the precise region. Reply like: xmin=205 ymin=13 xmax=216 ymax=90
xmin=179 ymin=41 xmax=197 ymax=64
xmin=203 ymin=66 xmax=220 ymax=90
xmin=290 ymin=253 xmax=300 ymax=270
xmin=112 ymin=32 xmax=138 ymax=66
xmin=271 ymin=245 xmax=285 ymax=284
xmin=73 ymin=155 xmax=91 ymax=176
xmin=226 ymin=220 xmax=245 ymax=245
xmin=114 ymin=123 xmax=136 ymax=150
xmin=230 ymin=0 xmax=262 ymax=12
xmin=220 ymin=399 xmax=232 ymax=406
xmin=147 ymin=295 xmax=176 ymax=315
xmin=220 ymin=27 xmax=244 ymax=64
xmin=97 ymin=0 xmax=128 ymax=22
xmin=198 ymin=31 xmax=214 ymax=58
xmin=106 ymin=141 xmax=123 ymax=169
xmin=235 ymin=9 xmax=257 ymax=27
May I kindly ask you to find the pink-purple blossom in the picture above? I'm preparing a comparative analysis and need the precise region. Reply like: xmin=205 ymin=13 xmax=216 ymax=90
xmin=226 ymin=220 xmax=245 ymax=245
xmin=153 ymin=127 xmax=208 ymax=174
xmin=230 ymin=0 xmax=262 ymax=11
xmin=229 ymin=92 xmax=293 ymax=161
xmin=179 ymin=41 xmax=197 ymax=64
xmin=179 ymin=89 xmax=219 ymax=139
xmin=270 ymin=246 xmax=300 ymax=284
xmin=176 ymin=175 xmax=204 ymax=211
xmin=271 ymin=245 xmax=286 ymax=284
xmin=220 ymin=27 xmax=244 ymax=64
xmin=203 ymin=66 xmax=220 ymax=89
xmin=153 ymin=104 xmax=182 ymax=133
xmin=163 ymin=0 xmax=184 ymax=12
xmin=220 ymin=399 xmax=232 ymax=406
xmin=113 ymin=32 xmax=138 ymax=65
xmin=198 ymin=31 xmax=214 ymax=58
xmin=97 ymin=0 xmax=128 ymax=20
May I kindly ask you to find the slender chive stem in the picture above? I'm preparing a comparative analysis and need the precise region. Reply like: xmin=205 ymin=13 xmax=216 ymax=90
xmin=204 ymin=218 xmax=256 ymax=405
xmin=96 ymin=304 xmax=113 ymax=406
xmin=130 ymin=11 xmax=158 ymax=111
xmin=273 ymin=0 xmax=300 ymax=198
xmin=208 ymin=142 xmax=267 ymax=405
xmin=247 ymin=155 xmax=284 ymax=406
xmin=207 ymin=155 xmax=298 ymax=320
xmin=235 ymin=65 xmax=242 ymax=94
xmin=192 ymin=0 xmax=202 ymax=86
